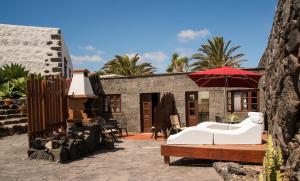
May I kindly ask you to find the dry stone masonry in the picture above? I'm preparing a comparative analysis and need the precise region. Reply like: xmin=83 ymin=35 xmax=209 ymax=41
xmin=259 ymin=0 xmax=300 ymax=180
xmin=28 ymin=123 xmax=114 ymax=163
xmin=0 ymin=24 xmax=72 ymax=77
xmin=0 ymin=102 xmax=27 ymax=137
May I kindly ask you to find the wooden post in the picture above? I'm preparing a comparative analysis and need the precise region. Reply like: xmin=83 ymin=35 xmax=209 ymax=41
xmin=164 ymin=156 xmax=170 ymax=165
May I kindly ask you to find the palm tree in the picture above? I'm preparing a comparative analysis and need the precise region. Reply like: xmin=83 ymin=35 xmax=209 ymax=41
xmin=101 ymin=54 xmax=156 ymax=76
xmin=166 ymin=53 xmax=189 ymax=73
xmin=190 ymin=37 xmax=246 ymax=71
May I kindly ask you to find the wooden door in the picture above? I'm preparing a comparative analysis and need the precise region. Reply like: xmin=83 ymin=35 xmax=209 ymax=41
xmin=141 ymin=94 xmax=153 ymax=132
xmin=186 ymin=92 xmax=199 ymax=126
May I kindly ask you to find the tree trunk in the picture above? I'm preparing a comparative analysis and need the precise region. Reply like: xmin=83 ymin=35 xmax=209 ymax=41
xmin=259 ymin=0 xmax=300 ymax=180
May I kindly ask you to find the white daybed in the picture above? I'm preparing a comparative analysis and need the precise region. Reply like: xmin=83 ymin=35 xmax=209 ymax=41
xmin=167 ymin=112 xmax=263 ymax=145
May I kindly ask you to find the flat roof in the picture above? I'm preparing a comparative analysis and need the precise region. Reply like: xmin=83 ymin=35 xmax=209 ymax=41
xmin=98 ymin=67 xmax=265 ymax=80
xmin=99 ymin=72 xmax=189 ymax=80
xmin=0 ymin=23 xmax=60 ymax=31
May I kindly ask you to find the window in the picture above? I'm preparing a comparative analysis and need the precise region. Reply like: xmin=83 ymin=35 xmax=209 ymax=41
xmin=227 ymin=90 xmax=259 ymax=112
xmin=104 ymin=94 xmax=121 ymax=113
xmin=199 ymin=91 xmax=209 ymax=122
xmin=64 ymin=57 xmax=68 ymax=77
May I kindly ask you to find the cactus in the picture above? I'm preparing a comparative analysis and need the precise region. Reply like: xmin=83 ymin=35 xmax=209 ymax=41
xmin=259 ymin=136 xmax=285 ymax=181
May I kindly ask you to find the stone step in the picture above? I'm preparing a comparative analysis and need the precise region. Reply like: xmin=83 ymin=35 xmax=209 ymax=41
xmin=0 ymin=104 xmax=19 ymax=110
xmin=0 ymin=117 xmax=27 ymax=126
xmin=0 ymin=123 xmax=28 ymax=137
xmin=0 ymin=109 xmax=21 ymax=115
xmin=0 ymin=113 xmax=27 ymax=120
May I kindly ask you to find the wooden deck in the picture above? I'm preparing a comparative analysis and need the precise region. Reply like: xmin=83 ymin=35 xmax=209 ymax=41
xmin=161 ymin=134 xmax=267 ymax=165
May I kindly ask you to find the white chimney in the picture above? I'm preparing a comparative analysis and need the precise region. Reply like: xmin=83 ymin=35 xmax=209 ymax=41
xmin=68 ymin=69 xmax=96 ymax=98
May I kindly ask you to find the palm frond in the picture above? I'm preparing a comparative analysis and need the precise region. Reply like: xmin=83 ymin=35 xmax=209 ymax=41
xmin=190 ymin=36 xmax=246 ymax=71
xmin=101 ymin=54 xmax=156 ymax=76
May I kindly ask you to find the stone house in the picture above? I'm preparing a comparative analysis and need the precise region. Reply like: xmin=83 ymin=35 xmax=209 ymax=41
xmin=98 ymin=69 xmax=263 ymax=133
xmin=0 ymin=24 xmax=73 ymax=77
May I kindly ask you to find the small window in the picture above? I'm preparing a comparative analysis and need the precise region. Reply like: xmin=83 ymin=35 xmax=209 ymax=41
xmin=227 ymin=90 xmax=259 ymax=112
xmin=104 ymin=94 xmax=121 ymax=113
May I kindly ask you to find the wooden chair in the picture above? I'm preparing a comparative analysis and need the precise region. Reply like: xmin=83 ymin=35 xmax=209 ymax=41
xmin=170 ymin=115 xmax=186 ymax=134
xmin=118 ymin=122 xmax=128 ymax=137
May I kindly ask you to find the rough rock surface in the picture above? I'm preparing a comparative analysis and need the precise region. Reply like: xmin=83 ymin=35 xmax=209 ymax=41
xmin=0 ymin=24 xmax=72 ymax=77
xmin=28 ymin=123 xmax=112 ymax=163
xmin=259 ymin=0 xmax=300 ymax=180
xmin=213 ymin=162 xmax=261 ymax=181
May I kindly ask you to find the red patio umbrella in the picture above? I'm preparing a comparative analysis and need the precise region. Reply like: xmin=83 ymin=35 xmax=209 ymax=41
xmin=188 ymin=66 xmax=261 ymax=118
xmin=188 ymin=66 xmax=261 ymax=88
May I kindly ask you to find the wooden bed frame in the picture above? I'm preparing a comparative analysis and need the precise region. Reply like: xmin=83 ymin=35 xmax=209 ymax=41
xmin=161 ymin=143 xmax=266 ymax=165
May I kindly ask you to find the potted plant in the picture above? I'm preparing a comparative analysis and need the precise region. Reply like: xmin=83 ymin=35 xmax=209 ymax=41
xmin=18 ymin=98 xmax=27 ymax=113
xmin=0 ymin=82 xmax=16 ymax=106
xmin=227 ymin=112 xmax=239 ymax=123
xmin=19 ymin=103 xmax=27 ymax=113
xmin=0 ymin=64 xmax=29 ymax=107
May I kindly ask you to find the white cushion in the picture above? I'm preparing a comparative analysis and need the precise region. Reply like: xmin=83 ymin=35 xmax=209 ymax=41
xmin=248 ymin=112 xmax=263 ymax=117
xmin=167 ymin=127 xmax=214 ymax=145
xmin=250 ymin=115 xmax=263 ymax=124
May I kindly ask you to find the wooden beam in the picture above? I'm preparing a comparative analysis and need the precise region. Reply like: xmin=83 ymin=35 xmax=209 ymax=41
xmin=161 ymin=142 xmax=266 ymax=164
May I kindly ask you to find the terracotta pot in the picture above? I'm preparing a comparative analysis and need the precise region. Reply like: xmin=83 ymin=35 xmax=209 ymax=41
xmin=3 ymin=99 xmax=13 ymax=106
xmin=19 ymin=106 xmax=27 ymax=113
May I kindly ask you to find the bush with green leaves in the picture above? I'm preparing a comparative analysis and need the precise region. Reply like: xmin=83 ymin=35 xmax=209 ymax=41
xmin=0 ymin=77 xmax=27 ymax=99
xmin=1 ymin=63 xmax=29 ymax=82
xmin=259 ymin=136 xmax=286 ymax=181
xmin=227 ymin=112 xmax=240 ymax=123
xmin=0 ymin=68 xmax=6 ymax=84
xmin=0 ymin=63 xmax=29 ymax=100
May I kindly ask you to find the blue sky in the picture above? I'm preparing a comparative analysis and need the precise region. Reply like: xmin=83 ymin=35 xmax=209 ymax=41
xmin=0 ymin=0 xmax=277 ymax=72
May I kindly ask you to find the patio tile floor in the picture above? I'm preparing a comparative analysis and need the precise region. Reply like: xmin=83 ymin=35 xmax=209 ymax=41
xmin=0 ymin=134 xmax=222 ymax=181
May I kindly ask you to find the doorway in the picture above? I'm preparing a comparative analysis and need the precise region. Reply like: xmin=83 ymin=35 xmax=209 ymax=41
xmin=185 ymin=91 xmax=199 ymax=126
xmin=140 ymin=93 xmax=159 ymax=132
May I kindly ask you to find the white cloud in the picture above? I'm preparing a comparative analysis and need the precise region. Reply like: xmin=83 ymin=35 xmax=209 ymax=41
xmin=96 ymin=50 xmax=105 ymax=54
xmin=175 ymin=47 xmax=194 ymax=57
xmin=124 ymin=52 xmax=167 ymax=72
xmin=142 ymin=51 xmax=167 ymax=62
xmin=71 ymin=54 xmax=103 ymax=63
xmin=125 ymin=52 xmax=167 ymax=63
xmin=79 ymin=45 xmax=96 ymax=51
xmin=177 ymin=28 xmax=210 ymax=42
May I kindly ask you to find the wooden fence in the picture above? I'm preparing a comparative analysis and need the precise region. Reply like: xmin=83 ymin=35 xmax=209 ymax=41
xmin=27 ymin=75 xmax=68 ymax=146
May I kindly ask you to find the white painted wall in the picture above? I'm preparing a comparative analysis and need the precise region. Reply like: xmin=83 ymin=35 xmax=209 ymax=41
xmin=61 ymin=36 xmax=73 ymax=77
xmin=68 ymin=72 xmax=95 ymax=97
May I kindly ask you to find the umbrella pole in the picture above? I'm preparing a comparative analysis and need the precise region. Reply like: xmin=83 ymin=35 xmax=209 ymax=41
xmin=224 ymin=76 xmax=228 ymax=120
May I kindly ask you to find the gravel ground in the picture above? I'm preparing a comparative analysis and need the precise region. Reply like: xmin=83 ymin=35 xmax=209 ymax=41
xmin=0 ymin=134 xmax=222 ymax=181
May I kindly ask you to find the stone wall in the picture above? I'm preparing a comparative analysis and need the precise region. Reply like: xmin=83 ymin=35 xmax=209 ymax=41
xmin=99 ymin=73 xmax=252 ymax=132
xmin=259 ymin=0 xmax=300 ymax=180
xmin=99 ymin=74 xmax=198 ymax=132
xmin=0 ymin=24 xmax=73 ymax=77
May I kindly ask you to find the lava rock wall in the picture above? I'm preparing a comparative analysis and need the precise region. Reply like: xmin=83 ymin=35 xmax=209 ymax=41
xmin=259 ymin=0 xmax=300 ymax=179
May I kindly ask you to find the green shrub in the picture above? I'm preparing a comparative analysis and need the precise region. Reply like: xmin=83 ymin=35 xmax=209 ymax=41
xmin=0 ymin=64 xmax=29 ymax=100
xmin=0 ymin=77 xmax=27 ymax=99
xmin=0 ymin=82 xmax=17 ymax=99
xmin=0 ymin=68 xmax=6 ymax=84
xmin=11 ymin=77 xmax=27 ymax=98
xmin=227 ymin=112 xmax=239 ymax=123
xmin=259 ymin=136 xmax=286 ymax=181
xmin=1 ymin=63 xmax=29 ymax=82
xmin=32 ymin=73 xmax=45 ymax=80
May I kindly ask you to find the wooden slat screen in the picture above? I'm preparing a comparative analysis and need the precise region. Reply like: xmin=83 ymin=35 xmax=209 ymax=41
xmin=27 ymin=75 xmax=68 ymax=147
